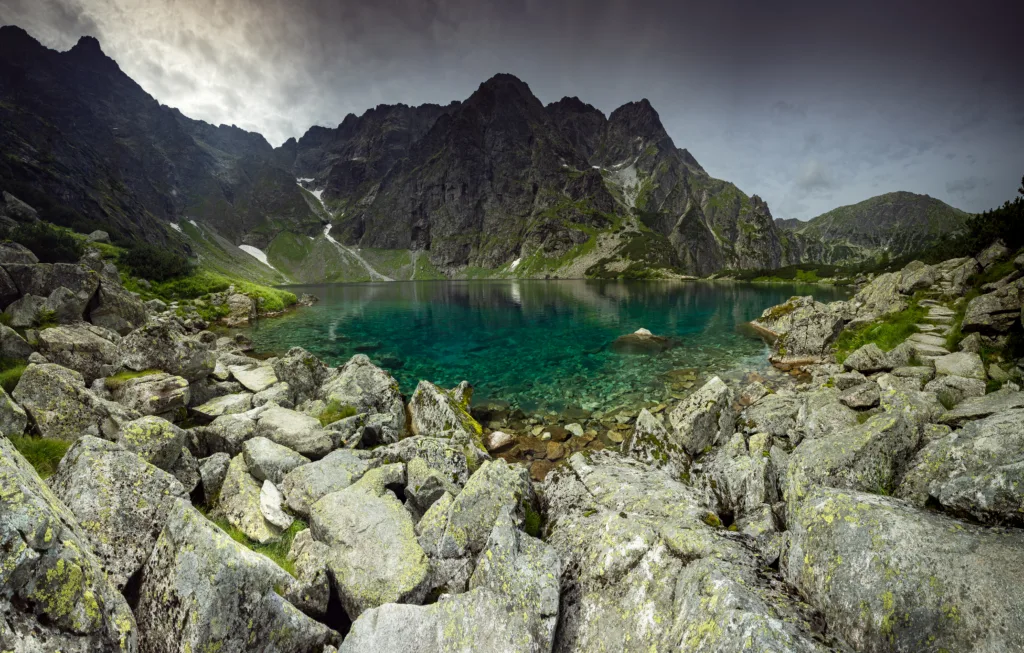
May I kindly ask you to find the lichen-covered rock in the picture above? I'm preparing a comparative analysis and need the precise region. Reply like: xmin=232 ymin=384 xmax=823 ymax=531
xmin=200 ymin=412 xmax=258 ymax=454
xmin=624 ymin=408 xmax=689 ymax=480
xmin=12 ymin=363 xmax=140 ymax=441
xmin=3 ymin=292 xmax=45 ymax=328
xmin=310 ymin=465 xmax=429 ymax=617
xmin=697 ymin=431 xmax=778 ymax=522
xmin=897 ymin=260 xmax=937 ymax=293
xmin=339 ymin=588 xmax=541 ymax=653
xmin=255 ymin=405 xmax=333 ymax=458
xmin=977 ymin=240 xmax=1010 ymax=269
xmin=897 ymin=409 xmax=1024 ymax=524
xmin=229 ymin=363 xmax=279 ymax=393
xmin=785 ymin=486 xmax=1024 ymax=652
xmin=0 ymin=436 xmax=138 ymax=652
xmin=283 ymin=529 xmax=332 ymax=620
xmin=36 ymin=323 xmax=119 ymax=383
xmin=786 ymin=413 xmax=917 ymax=514
xmin=136 ymin=498 xmax=339 ymax=653
xmin=109 ymin=371 xmax=190 ymax=418
xmin=468 ymin=507 xmax=561 ymax=651
xmin=213 ymin=455 xmax=284 ymax=544
xmin=88 ymin=280 xmax=148 ymax=336
xmin=850 ymin=271 xmax=908 ymax=317
xmin=962 ymin=282 xmax=1023 ymax=334
xmin=409 ymin=380 xmax=485 ymax=445
xmin=938 ymin=389 xmax=1024 ymax=427
xmin=838 ymin=382 xmax=880 ymax=409
xmin=281 ymin=448 xmax=377 ymax=518
xmin=193 ymin=392 xmax=253 ymax=420
xmin=667 ymin=376 xmax=735 ymax=455
xmin=738 ymin=391 xmax=803 ymax=438
xmin=751 ymin=296 xmax=847 ymax=361
xmin=0 ymin=322 xmax=33 ymax=359
xmin=842 ymin=343 xmax=890 ymax=373
xmin=0 ymin=385 xmax=28 ymax=436
xmin=242 ymin=436 xmax=310 ymax=485
xmin=6 ymin=263 xmax=99 ymax=319
xmin=923 ymin=374 xmax=986 ymax=408
xmin=374 ymin=433 xmax=482 ymax=480
xmin=198 ymin=451 xmax=231 ymax=505
xmin=406 ymin=456 xmax=458 ymax=516
xmin=542 ymin=451 xmax=832 ymax=652
xmin=272 ymin=347 xmax=329 ymax=404
xmin=118 ymin=319 xmax=216 ymax=382
xmin=319 ymin=354 xmax=406 ymax=442
xmin=116 ymin=416 xmax=185 ymax=471
xmin=48 ymin=436 xmax=187 ymax=589
xmin=252 ymin=381 xmax=294 ymax=408
xmin=418 ymin=459 xmax=536 ymax=559
xmin=260 ymin=480 xmax=293 ymax=530
xmin=933 ymin=351 xmax=986 ymax=380
xmin=0 ymin=240 xmax=39 ymax=265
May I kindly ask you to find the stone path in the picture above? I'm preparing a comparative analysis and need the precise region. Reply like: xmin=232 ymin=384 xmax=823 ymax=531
xmin=909 ymin=303 xmax=957 ymax=362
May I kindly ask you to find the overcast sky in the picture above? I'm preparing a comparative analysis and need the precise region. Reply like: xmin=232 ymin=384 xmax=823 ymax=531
xmin=2 ymin=0 xmax=1022 ymax=220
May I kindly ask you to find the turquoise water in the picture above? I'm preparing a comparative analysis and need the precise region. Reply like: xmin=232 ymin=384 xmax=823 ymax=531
xmin=246 ymin=280 xmax=850 ymax=414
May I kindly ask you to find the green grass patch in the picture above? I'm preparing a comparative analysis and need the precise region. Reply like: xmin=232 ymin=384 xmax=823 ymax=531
xmin=945 ymin=290 xmax=979 ymax=351
xmin=206 ymin=515 xmax=306 ymax=576
xmin=137 ymin=270 xmax=297 ymax=313
xmin=33 ymin=308 xmax=58 ymax=329
xmin=0 ymin=358 xmax=27 ymax=394
xmin=9 ymin=436 xmax=71 ymax=479
xmin=104 ymin=369 xmax=161 ymax=391
xmin=524 ymin=505 xmax=543 ymax=538
xmin=833 ymin=299 xmax=928 ymax=364
xmin=974 ymin=258 xmax=1017 ymax=287
xmin=319 ymin=399 xmax=357 ymax=427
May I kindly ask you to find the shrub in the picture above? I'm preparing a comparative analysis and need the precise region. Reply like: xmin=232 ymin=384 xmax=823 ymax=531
xmin=9 ymin=436 xmax=71 ymax=479
xmin=319 ymin=399 xmax=357 ymax=426
xmin=119 ymin=243 xmax=194 ymax=282
xmin=5 ymin=221 xmax=84 ymax=263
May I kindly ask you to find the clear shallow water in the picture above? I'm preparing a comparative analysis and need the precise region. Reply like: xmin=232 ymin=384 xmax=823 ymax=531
xmin=246 ymin=280 xmax=850 ymax=414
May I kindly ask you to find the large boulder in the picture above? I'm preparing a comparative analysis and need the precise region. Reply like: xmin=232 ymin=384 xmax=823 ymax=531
xmin=280 ymin=448 xmax=376 ymax=518
xmin=3 ymin=293 xmax=45 ymax=328
xmin=851 ymin=271 xmax=908 ymax=317
xmin=36 ymin=323 xmax=119 ymax=383
xmin=0 ymin=240 xmax=38 ymax=264
xmin=666 ymin=376 xmax=735 ymax=455
xmin=0 ymin=386 xmax=28 ymax=436
xmin=785 ymin=486 xmax=1024 ymax=652
xmin=115 ymin=416 xmax=186 ymax=470
xmin=841 ymin=342 xmax=890 ymax=373
xmin=243 ymin=436 xmax=310 ymax=484
xmin=786 ymin=413 xmax=917 ymax=514
xmin=542 ymin=451 xmax=831 ymax=652
xmin=229 ymin=362 xmax=279 ymax=393
xmin=372 ymin=435 xmax=473 ymax=489
xmin=136 ymin=499 xmax=339 ymax=652
xmin=48 ymin=436 xmax=187 ymax=589
xmin=108 ymin=371 xmax=190 ymax=418
xmin=933 ymin=351 xmax=986 ymax=380
xmin=418 ymin=458 xmax=535 ymax=560
xmin=340 ymin=588 xmax=542 ymax=653
xmin=0 ymin=323 xmax=33 ymax=359
xmin=212 ymin=455 xmax=286 ymax=544
xmin=467 ymin=508 xmax=561 ymax=651
xmin=88 ymin=280 xmax=148 ymax=335
xmin=5 ymin=263 xmax=99 ymax=317
xmin=696 ymin=431 xmax=779 ymax=530
xmin=897 ymin=260 xmax=937 ymax=293
xmin=12 ymin=363 xmax=140 ymax=441
xmin=962 ymin=282 xmax=1023 ymax=334
xmin=409 ymin=380 xmax=485 ymax=447
xmin=310 ymin=465 xmax=429 ymax=617
xmin=272 ymin=346 xmax=329 ymax=403
xmin=939 ymin=389 xmax=1024 ymax=427
xmin=898 ymin=409 xmax=1024 ymax=524
xmin=193 ymin=392 xmax=253 ymax=420
xmin=255 ymin=405 xmax=333 ymax=458
xmin=118 ymin=319 xmax=215 ymax=382
xmin=200 ymin=412 xmax=258 ymax=455
xmin=0 ymin=192 xmax=39 ymax=223
xmin=977 ymin=240 xmax=1010 ymax=269
xmin=319 ymin=354 xmax=406 ymax=442
xmin=923 ymin=374 xmax=986 ymax=408
xmin=0 ymin=436 xmax=139 ymax=651
xmin=624 ymin=408 xmax=689 ymax=480
xmin=751 ymin=296 xmax=847 ymax=361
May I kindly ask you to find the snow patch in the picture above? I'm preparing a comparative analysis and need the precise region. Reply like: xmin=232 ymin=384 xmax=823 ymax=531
xmin=509 ymin=257 xmax=521 ymax=271
xmin=323 ymin=223 xmax=338 ymax=244
xmin=239 ymin=244 xmax=276 ymax=270
xmin=188 ymin=219 xmax=199 ymax=228
xmin=311 ymin=188 xmax=325 ymax=201
xmin=591 ymin=165 xmax=601 ymax=170
xmin=169 ymin=223 xmax=182 ymax=233
xmin=296 ymin=177 xmax=314 ymax=183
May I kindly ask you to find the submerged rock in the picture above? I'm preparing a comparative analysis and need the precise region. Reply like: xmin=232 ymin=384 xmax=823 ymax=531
xmin=610 ymin=328 xmax=677 ymax=354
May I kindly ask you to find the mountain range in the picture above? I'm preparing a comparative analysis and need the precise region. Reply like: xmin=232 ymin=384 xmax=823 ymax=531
xmin=0 ymin=26 xmax=970 ymax=282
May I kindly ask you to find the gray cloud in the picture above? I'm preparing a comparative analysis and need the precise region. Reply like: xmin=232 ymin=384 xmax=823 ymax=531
xmin=1 ymin=0 xmax=1022 ymax=220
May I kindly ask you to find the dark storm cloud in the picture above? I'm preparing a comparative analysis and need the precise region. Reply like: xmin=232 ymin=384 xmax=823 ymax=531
xmin=2 ymin=0 xmax=1023 ymax=219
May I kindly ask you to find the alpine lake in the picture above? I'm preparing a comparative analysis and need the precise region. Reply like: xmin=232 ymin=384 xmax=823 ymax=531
xmin=244 ymin=280 xmax=851 ymax=421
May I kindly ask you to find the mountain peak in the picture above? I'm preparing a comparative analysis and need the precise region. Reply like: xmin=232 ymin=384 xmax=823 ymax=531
xmin=70 ymin=35 xmax=104 ymax=55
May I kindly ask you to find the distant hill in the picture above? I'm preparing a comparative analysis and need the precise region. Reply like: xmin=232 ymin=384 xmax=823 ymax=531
xmin=776 ymin=191 xmax=970 ymax=265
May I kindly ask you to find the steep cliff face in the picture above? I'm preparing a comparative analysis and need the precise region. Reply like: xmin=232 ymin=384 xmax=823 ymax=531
xmin=0 ymin=26 xmax=319 ymax=249
xmin=0 ymin=26 xmax=802 ymax=278
xmin=777 ymin=191 xmax=970 ymax=265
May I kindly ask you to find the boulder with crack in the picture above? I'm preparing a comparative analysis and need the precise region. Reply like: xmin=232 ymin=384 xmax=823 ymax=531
xmin=281 ymin=448 xmax=377 ymax=518
xmin=666 ymin=376 xmax=735 ymax=455
xmin=48 ymin=436 xmax=187 ymax=589
xmin=212 ymin=454 xmax=286 ymax=543
xmin=272 ymin=347 xmax=330 ymax=404
xmin=118 ymin=319 xmax=215 ymax=382
xmin=318 ymin=354 xmax=406 ymax=442
xmin=108 ymin=371 xmax=190 ymax=418
xmin=36 ymin=323 xmax=120 ymax=384
xmin=0 ymin=436 xmax=138 ymax=652
xmin=255 ymin=405 xmax=334 ymax=458
xmin=135 ymin=498 xmax=339 ymax=652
